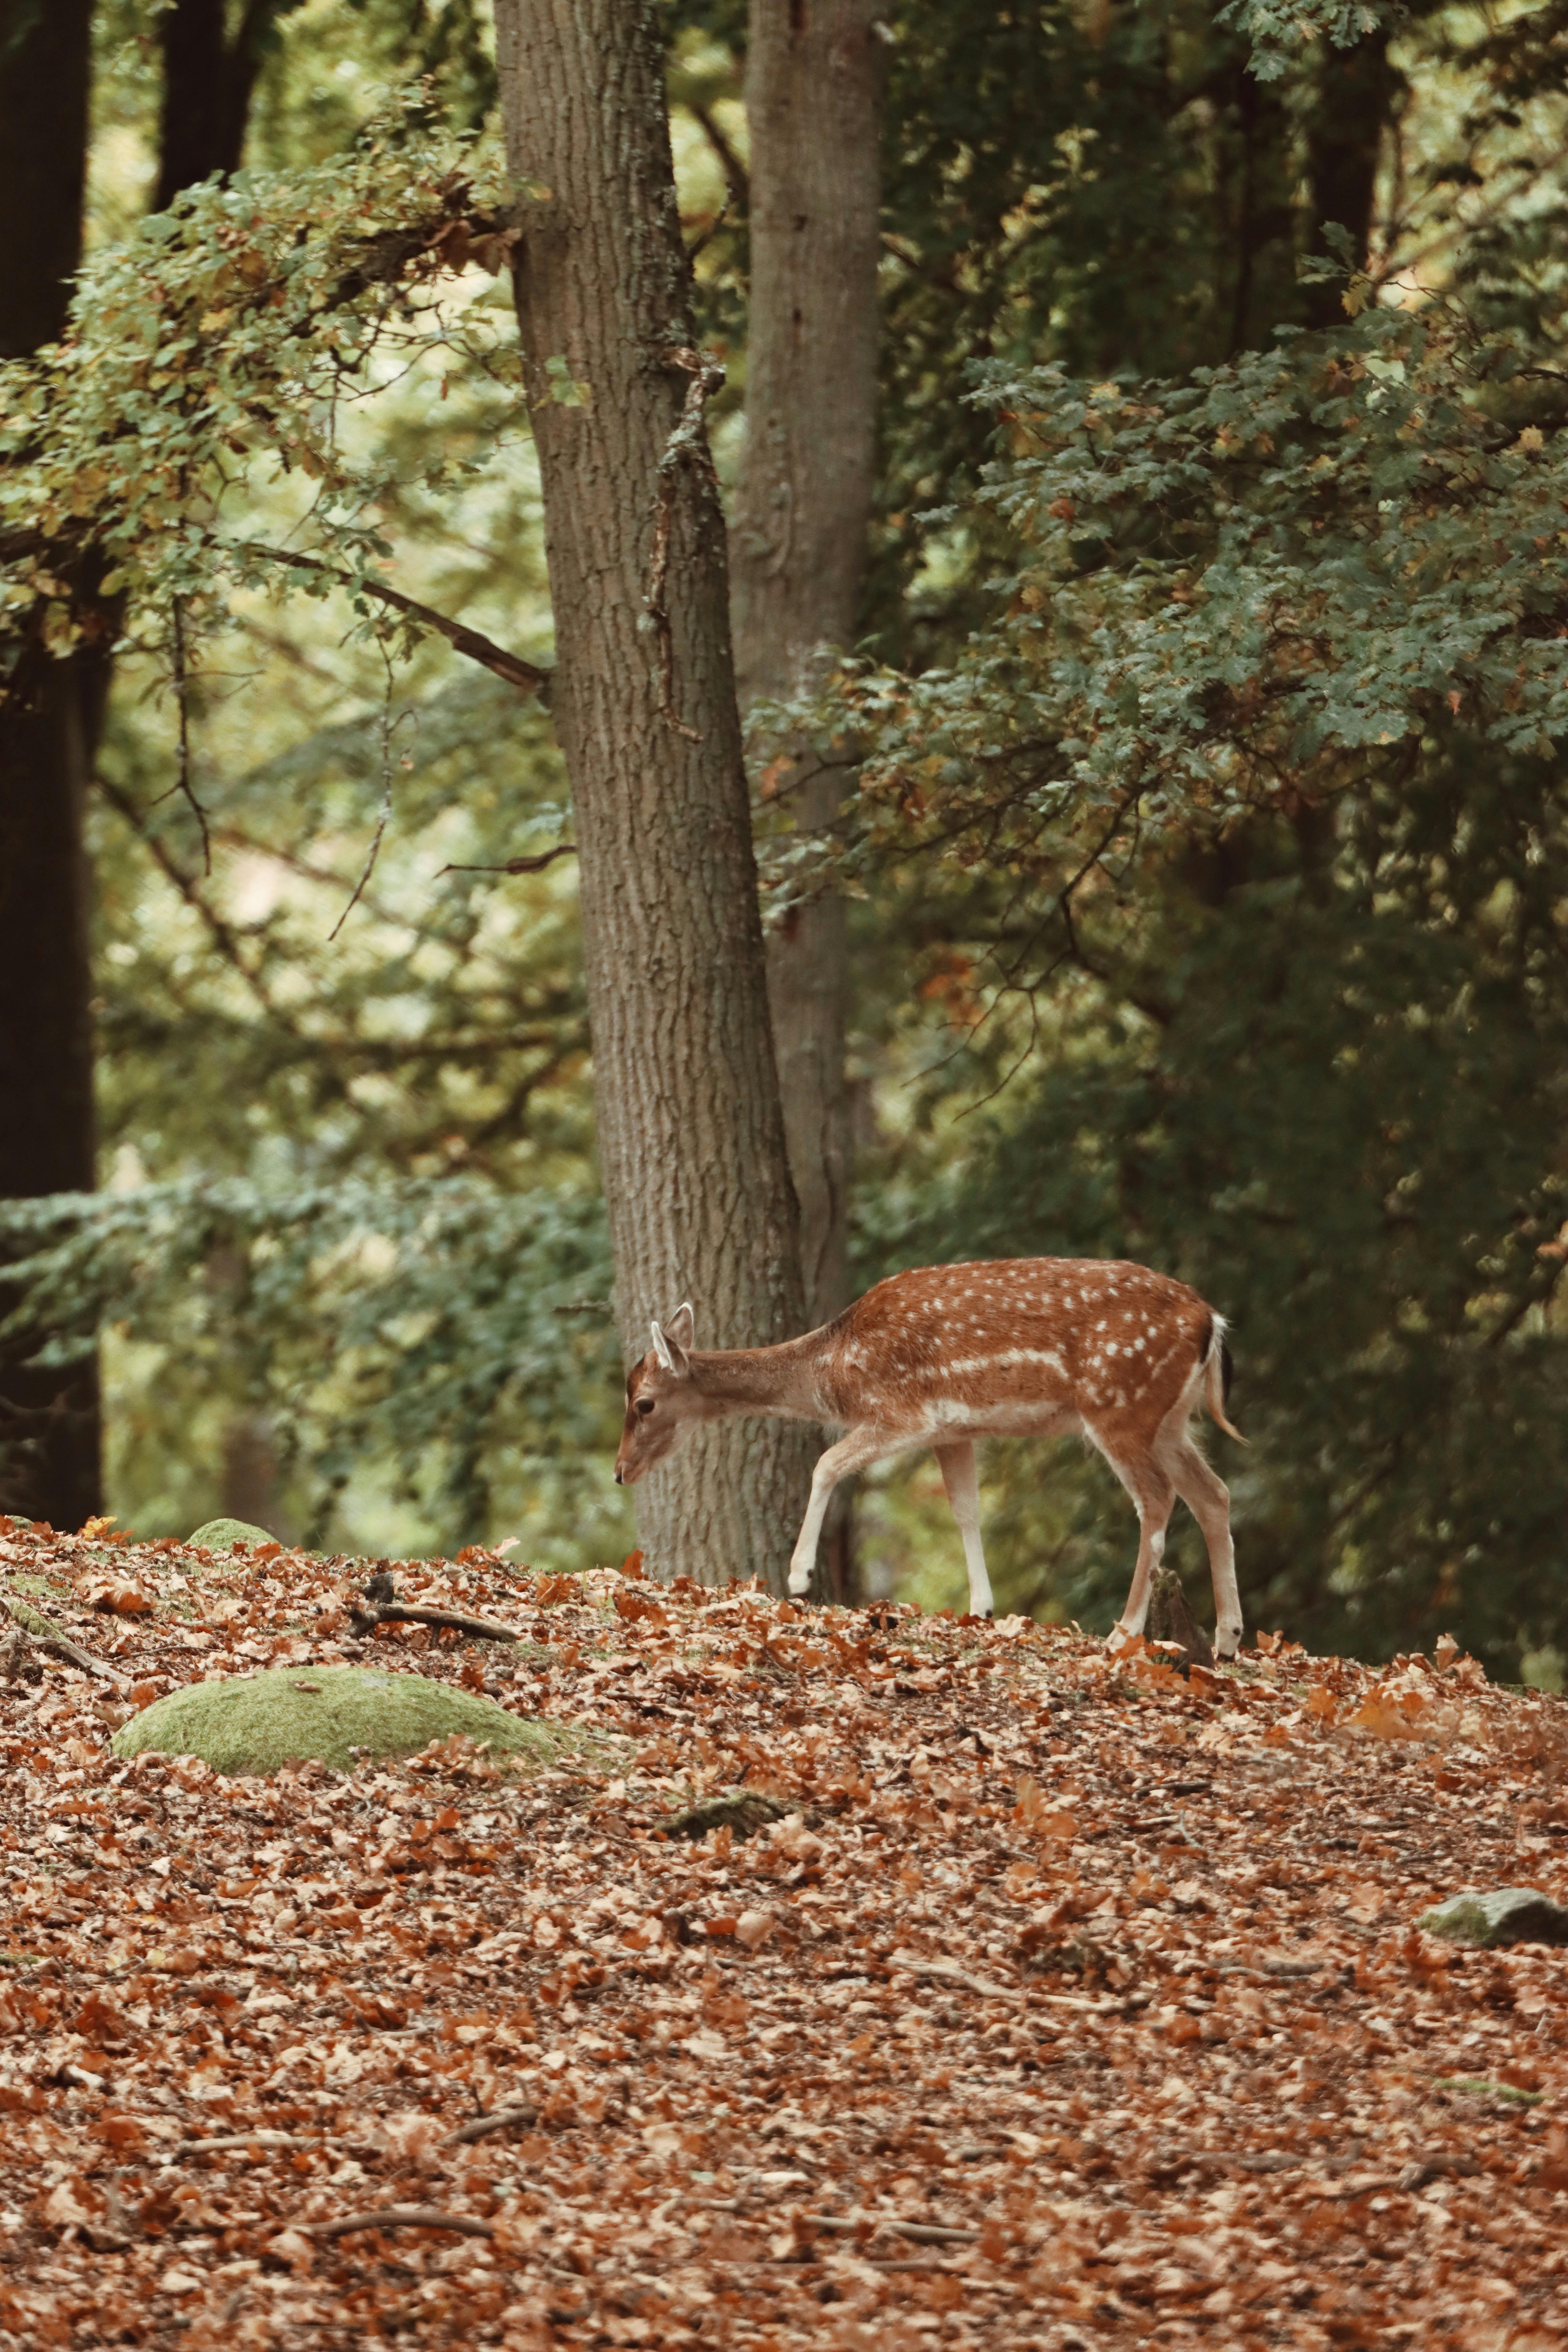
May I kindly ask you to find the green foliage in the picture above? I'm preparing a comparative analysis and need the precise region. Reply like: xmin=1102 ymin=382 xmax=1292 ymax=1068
xmin=9 ymin=0 xmax=1568 ymax=1672
xmin=1220 ymin=0 xmax=1386 ymax=82
xmin=840 ymin=295 xmax=1568 ymax=906
xmin=1 ymin=97 xmax=529 ymax=689
xmin=872 ymin=0 xmax=1331 ymax=654
xmin=0 ymin=1175 xmax=620 ymax=1558
xmin=820 ymin=264 xmax=1568 ymax=1669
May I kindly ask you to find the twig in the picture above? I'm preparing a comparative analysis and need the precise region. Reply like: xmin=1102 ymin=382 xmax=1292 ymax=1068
xmin=174 ymin=2131 xmax=307 ymax=2158
xmin=238 ymin=544 xmax=551 ymax=700
xmin=887 ymin=1950 xmax=1025 ymax=2007
xmin=329 ymin=666 xmax=410 ymax=941
xmin=0 ymin=1591 xmax=133 ymax=1689
xmin=300 ymin=2205 xmax=495 ymax=2241
xmin=170 ymin=598 xmax=212 ymax=875
xmin=800 ymin=2212 xmax=977 ymax=2248
xmin=1398 ymin=2153 xmax=1482 ymax=2192
xmin=688 ymin=102 xmax=749 ymax=211
xmin=439 ymin=844 xmax=577 ymax=878
xmin=686 ymin=192 xmax=732 ymax=263
xmin=348 ymin=1599 xmax=520 ymax=1644
xmin=443 ymin=2101 xmax=539 ymax=2148
xmin=95 ymin=773 xmax=284 ymax=1022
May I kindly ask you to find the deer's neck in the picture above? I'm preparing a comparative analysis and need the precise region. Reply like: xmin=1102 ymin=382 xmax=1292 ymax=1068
xmin=687 ymin=1334 xmax=825 ymax=1422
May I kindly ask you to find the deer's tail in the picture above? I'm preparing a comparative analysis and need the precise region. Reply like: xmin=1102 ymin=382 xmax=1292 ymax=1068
xmin=1202 ymin=1313 xmax=1246 ymax=1444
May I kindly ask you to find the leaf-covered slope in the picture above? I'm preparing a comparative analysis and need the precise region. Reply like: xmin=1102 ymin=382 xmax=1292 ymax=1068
xmin=0 ymin=1522 xmax=1565 ymax=2345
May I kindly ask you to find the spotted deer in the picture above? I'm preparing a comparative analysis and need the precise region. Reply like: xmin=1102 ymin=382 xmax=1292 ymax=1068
xmin=613 ymin=1257 xmax=1245 ymax=1655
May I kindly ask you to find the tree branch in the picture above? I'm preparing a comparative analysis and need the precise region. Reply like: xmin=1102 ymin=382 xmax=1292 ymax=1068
xmin=238 ymin=545 xmax=552 ymax=700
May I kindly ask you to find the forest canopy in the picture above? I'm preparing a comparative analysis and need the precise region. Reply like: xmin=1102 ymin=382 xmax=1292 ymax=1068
xmin=3 ymin=0 xmax=1568 ymax=1680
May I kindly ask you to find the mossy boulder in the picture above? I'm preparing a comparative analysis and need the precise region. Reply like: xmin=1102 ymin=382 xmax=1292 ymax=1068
xmin=188 ymin=1518 xmax=278 ymax=1553
xmin=109 ymin=1665 xmax=568 ymax=1778
xmin=1417 ymin=1887 xmax=1568 ymax=1949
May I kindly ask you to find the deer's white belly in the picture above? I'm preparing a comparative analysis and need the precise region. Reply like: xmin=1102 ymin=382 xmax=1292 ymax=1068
xmin=920 ymin=1396 xmax=1083 ymax=1443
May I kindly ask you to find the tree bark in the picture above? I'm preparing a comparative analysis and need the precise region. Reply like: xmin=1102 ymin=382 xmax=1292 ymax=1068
xmin=153 ymin=0 xmax=275 ymax=213
xmin=730 ymin=1 xmax=883 ymax=1603
xmin=493 ymin=0 xmax=812 ymax=1589
xmin=1303 ymin=30 xmax=1398 ymax=330
xmin=731 ymin=0 xmax=881 ymax=1336
xmin=0 ymin=0 xmax=103 ymax=1529
xmin=1 ymin=0 xmax=289 ymax=1529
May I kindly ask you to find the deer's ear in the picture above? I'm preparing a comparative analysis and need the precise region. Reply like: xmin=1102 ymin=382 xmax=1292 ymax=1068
xmin=650 ymin=1307 xmax=692 ymax=1376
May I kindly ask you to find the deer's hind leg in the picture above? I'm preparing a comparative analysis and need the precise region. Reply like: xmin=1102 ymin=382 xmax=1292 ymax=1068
xmin=1171 ymin=1439 xmax=1241 ymax=1660
xmin=935 ymin=1440 xmax=994 ymax=1619
xmin=1085 ymin=1425 xmax=1176 ymax=1649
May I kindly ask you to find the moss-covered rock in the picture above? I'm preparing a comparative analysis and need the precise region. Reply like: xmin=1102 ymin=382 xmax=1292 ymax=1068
xmin=109 ymin=1665 xmax=570 ymax=1777
xmin=1417 ymin=1886 xmax=1568 ymax=1949
xmin=188 ymin=1518 xmax=278 ymax=1553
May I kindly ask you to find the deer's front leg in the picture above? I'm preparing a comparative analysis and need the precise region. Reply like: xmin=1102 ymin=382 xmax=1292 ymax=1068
xmin=788 ymin=1428 xmax=888 ymax=1600
xmin=935 ymin=1440 xmax=994 ymax=1618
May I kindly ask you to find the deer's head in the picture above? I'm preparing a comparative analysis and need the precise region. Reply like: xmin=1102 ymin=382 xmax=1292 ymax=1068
xmin=613 ymin=1303 xmax=697 ymax=1485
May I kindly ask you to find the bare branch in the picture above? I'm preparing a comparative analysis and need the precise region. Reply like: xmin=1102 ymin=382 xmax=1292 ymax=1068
xmin=239 ymin=544 xmax=552 ymax=700
xmin=438 ymin=843 xmax=578 ymax=878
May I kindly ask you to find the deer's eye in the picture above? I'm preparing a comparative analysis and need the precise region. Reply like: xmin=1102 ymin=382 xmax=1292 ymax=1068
xmin=636 ymin=1398 xmax=655 ymax=1417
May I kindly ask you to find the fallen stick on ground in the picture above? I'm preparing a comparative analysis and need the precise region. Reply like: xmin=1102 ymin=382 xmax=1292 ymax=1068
xmin=1 ymin=1590 xmax=133 ymax=1689
xmin=301 ymin=2206 xmax=495 ymax=2241
xmin=887 ymin=1951 xmax=1024 ymax=2006
xmin=801 ymin=2213 xmax=978 ymax=2248
xmin=348 ymin=1599 xmax=520 ymax=1644
xmin=174 ymin=2132 xmax=307 ymax=2158
xmin=444 ymin=2102 xmax=539 ymax=2147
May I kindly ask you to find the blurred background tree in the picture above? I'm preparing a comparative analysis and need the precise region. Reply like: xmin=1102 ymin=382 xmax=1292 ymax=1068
xmin=4 ymin=0 xmax=1568 ymax=1683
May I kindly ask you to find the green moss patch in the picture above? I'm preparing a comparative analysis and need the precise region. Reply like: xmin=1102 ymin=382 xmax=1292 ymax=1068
xmin=188 ymin=1518 xmax=278 ymax=1553
xmin=109 ymin=1665 xmax=579 ymax=1778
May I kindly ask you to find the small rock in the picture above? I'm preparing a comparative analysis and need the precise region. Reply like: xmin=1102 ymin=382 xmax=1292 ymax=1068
xmin=1417 ymin=1887 xmax=1568 ymax=1949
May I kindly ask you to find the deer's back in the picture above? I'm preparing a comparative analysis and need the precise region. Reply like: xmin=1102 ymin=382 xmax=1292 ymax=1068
xmin=817 ymin=1256 xmax=1213 ymax=1435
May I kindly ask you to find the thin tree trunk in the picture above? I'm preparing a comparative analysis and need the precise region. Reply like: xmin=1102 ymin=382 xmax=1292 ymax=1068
xmin=0 ymin=0 xmax=102 ymax=1529
xmin=493 ymin=0 xmax=812 ymax=1590
xmin=731 ymin=0 xmax=883 ymax=1602
xmin=153 ymin=0 xmax=274 ymax=213
xmin=1303 ymin=31 xmax=1398 ymax=330
xmin=732 ymin=0 xmax=881 ymax=1333
xmin=1 ymin=0 xmax=289 ymax=1530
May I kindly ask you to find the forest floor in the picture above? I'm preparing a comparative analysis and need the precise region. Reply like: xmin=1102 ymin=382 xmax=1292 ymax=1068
xmin=0 ymin=1523 xmax=1565 ymax=2351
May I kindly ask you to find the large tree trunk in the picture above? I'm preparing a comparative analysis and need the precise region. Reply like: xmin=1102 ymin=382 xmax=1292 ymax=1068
xmin=493 ymin=0 xmax=812 ymax=1589
xmin=0 ymin=0 xmax=103 ymax=1529
xmin=731 ymin=0 xmax=883 ymax=1601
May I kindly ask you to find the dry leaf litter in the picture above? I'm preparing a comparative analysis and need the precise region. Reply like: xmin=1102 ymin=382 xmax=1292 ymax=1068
xmin=1 ymin=1519 xmax=1566 ymax=2350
